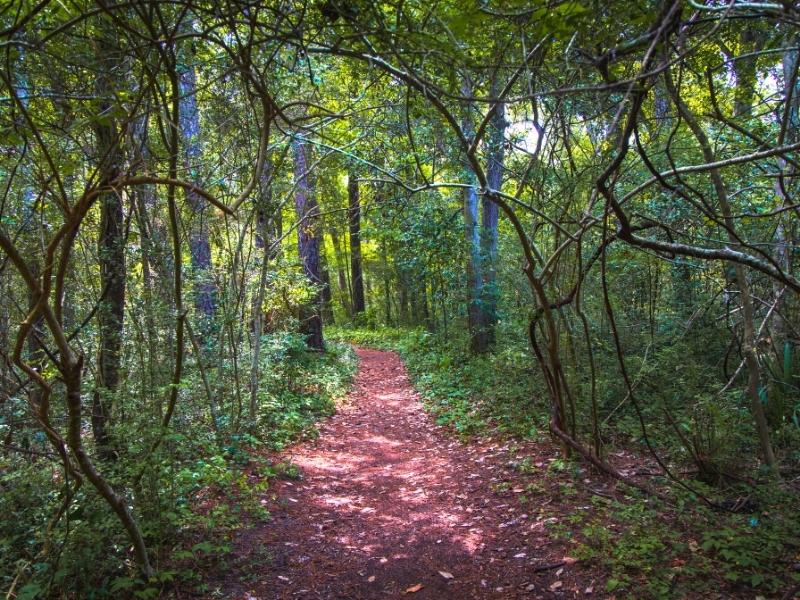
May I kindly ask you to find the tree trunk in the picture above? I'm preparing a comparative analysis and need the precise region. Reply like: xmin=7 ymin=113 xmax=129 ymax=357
xmin=329 ymin=227 xmax=352 ymax=317
xmin=398 ymin=266 xmax=410 ymax=325
xmin=732 ymin=27 xmax=766 ymax=118
xmin=25 ymin=258 xmax=45 ymax=411
xmin=666 ymin=72 xmax=778 ymax=472
xmin=293 ymin=138 xmax=324 ymax=350
xmin=773 ymin=40 xmax=799 ymax=368
xmin=480 ymin=75 xmax=506 ymax=348
xmin=462 ymin=80 xmax=490 ymax=353
xmin=381 ymin=238 xmax=392 ymax=325
xmin=348 ymin=174 xmax=366 ymax=315
xmin=0 ymin=271 xmax=8 ymax=421
xmin=250 ymin=158 xmax=276 ymax=422
xmin=92 ymin=31 xmax=125 ymax=457
xmin=321 ymin=254 xmax=335 ymax=324
xmin=178 ymin=28 xmax=216 ymax=330
xmin=64 ymin=355 xmax=154 ymax=578
xmin=130 ymin=111 xmax=164 ymax=418
xmin=133 ymin=188 xmax=162 ymax=418
xmin=422 ymin=278 xmax=434 ymax=332
xmin=464 ymin=155 xmax=488 ymax=351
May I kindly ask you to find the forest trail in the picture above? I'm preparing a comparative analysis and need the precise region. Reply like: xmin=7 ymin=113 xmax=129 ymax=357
xmin=223 ymin=348 xmax=584 ymax=599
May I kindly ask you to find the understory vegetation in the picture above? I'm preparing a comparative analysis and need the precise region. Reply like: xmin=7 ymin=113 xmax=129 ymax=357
xmin=1 ymin=339 xmax=355 ymax=598
xmin=334 ymin=326 xmax=800 ymax=597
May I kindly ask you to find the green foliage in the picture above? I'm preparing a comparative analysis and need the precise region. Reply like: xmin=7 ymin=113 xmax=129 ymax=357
xmin=334 ymin=324 xmax=800 ymax=597
xmin=2 ymin=2 xmax=800 ymax=597
xmin=253 ymin=335 xmax=356 ymax=449
xmin=557 ymin=485 xmax=800 ymax=598
xmin=0 ymin=340 xmax=355 ymax=598
xmin=330 ymin=327 xmax=546 ymax=439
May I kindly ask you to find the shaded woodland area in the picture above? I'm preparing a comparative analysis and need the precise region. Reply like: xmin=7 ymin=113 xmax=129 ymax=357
xmin=1 ymin=0 xmax=800 ymax=597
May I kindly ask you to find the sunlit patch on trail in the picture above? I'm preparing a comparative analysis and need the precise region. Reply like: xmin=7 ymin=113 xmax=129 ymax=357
xmin=225 ymin=347 xmax=573 ymax=598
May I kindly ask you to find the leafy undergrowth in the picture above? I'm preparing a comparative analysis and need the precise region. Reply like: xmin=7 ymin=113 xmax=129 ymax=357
xmin=561 ymin=485 xmax=800 ymax=597
xmin=329 ymin=327 xmax=800 ymax=599
xmin=156 ymin=340 xmax=357 ymax=599
xmin=328 ymin=326 xmax=547 ymax=439
xmin=1 ymin=338 xmax=356 ymax=599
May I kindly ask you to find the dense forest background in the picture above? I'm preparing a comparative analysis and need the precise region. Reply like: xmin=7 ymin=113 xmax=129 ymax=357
xmin=1 ymin=0 xmax=799 ymax=597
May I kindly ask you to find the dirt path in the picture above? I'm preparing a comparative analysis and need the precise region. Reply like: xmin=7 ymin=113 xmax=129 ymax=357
xmin=226 ymin=348 xmax=588 ymax=599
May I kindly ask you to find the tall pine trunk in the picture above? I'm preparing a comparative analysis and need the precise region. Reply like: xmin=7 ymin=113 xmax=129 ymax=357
xmin=178 ymin=25 xmax=216 ymax=330
xmin=461 ymin=79 xmax=489 ymax=353
xmin=329 ymin=226 xmax=352 ymax=317
xmin=92 ymin=30 xmax=125 ymax=456
xmin=348 ymin=174 xmax=366 ymax=316
xmin=321 ymin=253 xmax=335 ymax=324
xmin=250 ymin=158 xmax=277 ymax=422
xmin=480 ymin=75 xmax=507 ymax=348
xmin=293 ymin=138 xmax=324 ymax=350
xmin=773 ymin=39 xmax=798 ymax=369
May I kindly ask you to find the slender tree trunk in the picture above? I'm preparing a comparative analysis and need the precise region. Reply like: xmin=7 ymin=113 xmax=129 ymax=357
xmin=132 ymin=179 xmax=161 ymax=417
xmin=464 ymin=157 xmax=488 ymax=350
xmin=25 ymin=258 xmax=45 ymax=410
xmin=732 ymin=28 xmax=766 ymax=118
xmin=462 ymin=80 xmax=490 ymax=353
xmin=92 ymin=31 xmax=125 ymax=456
xmin=773 ymin=39 xmax=799 ymax=374
xmin=293 ymin=138 xmax=324 ymax=350
xmin=250 ymin=158 xmax=275 ymax=422
xmin=348 ymin=174 xmax=366 ymax=315
xmin=0 ymin=272 xmax=8 ymax=416
xmin=398 ymin=266 xmax=410 ymax=325
xmin=178 ymin=27 xmax=216 ymax=330
xmin=329 ymin=227 xmax=351 ymax=317
xmin=409 ymin=276 xmax=422 ymax=325
xmin=321 ymin=254 xmax=335 ymax=324
xmin=480 ymin=76 xmax=506 ymax=348
xmin=420 ymin=276 xmax=434 ymax=332
xmin=63 ymin=355 xmax=154 ymax=578
xmin=438 ymin=270 xmax=449 ymax=336
xmin=666 ymin=72 xmax=778 ymax=471
xmin=254 ymin=158 xmax=282 ymax=333
xmin=381 ymin=238 xmax=392 ymax=325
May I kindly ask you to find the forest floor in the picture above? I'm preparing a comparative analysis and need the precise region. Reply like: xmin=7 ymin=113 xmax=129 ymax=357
xmin=212 ymin=347 xmax=603 ymax=599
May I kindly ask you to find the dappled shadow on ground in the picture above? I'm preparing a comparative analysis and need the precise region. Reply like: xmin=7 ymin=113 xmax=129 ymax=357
xmin=220 ymin=348 xmax=581 ymax=599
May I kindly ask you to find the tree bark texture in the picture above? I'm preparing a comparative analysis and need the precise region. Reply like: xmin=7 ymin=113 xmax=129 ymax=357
xmin=92 ymin=30 xmax=126 ymax=455
xmin=348 ymin=174 xmax=366 ymax=315
xmin=480 ymin=76 xmax=507 ymax=349
xmin=293 ymin=138 xmax=324 ymax=350
xmin=178 ymin=34 xmax=216 ymax=326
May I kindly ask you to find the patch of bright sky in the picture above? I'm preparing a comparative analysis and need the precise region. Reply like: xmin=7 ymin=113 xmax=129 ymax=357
xmin=506 ymin=116 xmax=544 ymax=154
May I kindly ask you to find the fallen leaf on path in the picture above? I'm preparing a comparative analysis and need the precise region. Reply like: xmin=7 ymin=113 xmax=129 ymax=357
xmin=550 ymin=581 xmax=563 ymax=591
xmin=438 ymin=570 xmax=454 ymax=579
xmin=404 ymin=583 xmax=424 ymax=593
xmin=563 ymin=556 xmax=578 ymax=565
xmin=367 ymin=576 xmax=376 ymax=582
